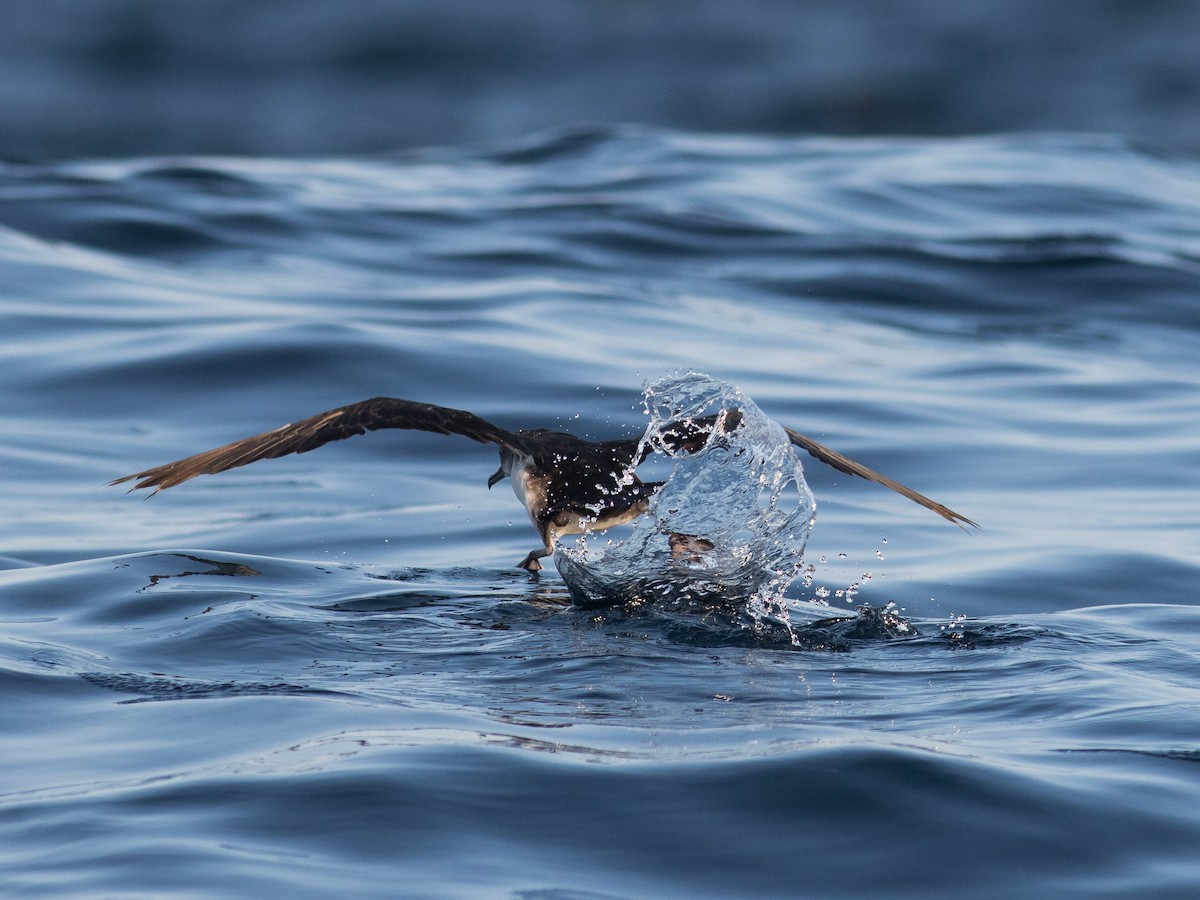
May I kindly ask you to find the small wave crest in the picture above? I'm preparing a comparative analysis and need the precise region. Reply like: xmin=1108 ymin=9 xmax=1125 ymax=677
xmin=554 ymin=373 xmax=815 ymax=622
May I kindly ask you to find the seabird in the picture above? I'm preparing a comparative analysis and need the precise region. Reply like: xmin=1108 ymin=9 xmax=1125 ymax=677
xmin=112 ymin=395 xmax=976 ymax=570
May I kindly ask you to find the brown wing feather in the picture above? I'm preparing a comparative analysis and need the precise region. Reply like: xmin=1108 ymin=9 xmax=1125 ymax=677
xmin=111 ymin=397 xmax=526 ymax=494
xmin=784 ymin=427 xmax=978 ymax=529
xmin=644 ymin=409 xmax=975 ymax=528
xmin=643 ymin=410 xmax=743 ymax=460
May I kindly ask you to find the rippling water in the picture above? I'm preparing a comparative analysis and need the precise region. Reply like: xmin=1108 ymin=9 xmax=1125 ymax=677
xmin=2 ymin=129 xmax=1199 ymax=897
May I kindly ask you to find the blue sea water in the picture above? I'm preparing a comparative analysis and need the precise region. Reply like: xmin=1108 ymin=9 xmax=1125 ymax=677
xmin=1 ymin=128 xmax=1199 ymax=897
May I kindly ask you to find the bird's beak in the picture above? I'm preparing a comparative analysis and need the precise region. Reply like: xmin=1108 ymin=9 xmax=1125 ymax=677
xmin=487 ymin=467 xmax=506 ymax=489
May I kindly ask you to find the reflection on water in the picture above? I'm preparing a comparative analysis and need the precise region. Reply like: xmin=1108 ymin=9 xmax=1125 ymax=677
xmin=142 ymin=553 xmax=261 ymax=588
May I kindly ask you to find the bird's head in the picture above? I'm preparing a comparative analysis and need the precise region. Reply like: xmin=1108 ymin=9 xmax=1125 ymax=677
xmin=487 ymin=446 xmax=519 ymax=489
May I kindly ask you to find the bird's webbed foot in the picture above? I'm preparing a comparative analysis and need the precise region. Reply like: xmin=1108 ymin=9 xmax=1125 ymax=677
xmin=517 ymin=547 xmax=552 ymax=572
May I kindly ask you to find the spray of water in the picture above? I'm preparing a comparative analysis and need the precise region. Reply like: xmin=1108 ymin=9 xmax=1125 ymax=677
xmin=554 ymin=373 xmax=816 ymax=623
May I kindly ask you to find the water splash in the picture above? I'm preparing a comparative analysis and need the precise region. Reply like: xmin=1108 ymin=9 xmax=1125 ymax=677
xmin=554 ymin=373 xmax=816 ymax=621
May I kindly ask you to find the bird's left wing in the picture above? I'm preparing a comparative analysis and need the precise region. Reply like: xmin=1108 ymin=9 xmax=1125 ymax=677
xmin=112 ymin=396 xmax=527 ymax=494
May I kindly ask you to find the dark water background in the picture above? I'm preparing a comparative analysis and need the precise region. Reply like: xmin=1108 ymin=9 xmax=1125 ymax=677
xmin=2 ymin=128 xmax=1199 ymax=898
xmin=4 ymin=0 xmax=1200 ymax=157
xmin=3 ymin=3 xmax=1200 ymax=899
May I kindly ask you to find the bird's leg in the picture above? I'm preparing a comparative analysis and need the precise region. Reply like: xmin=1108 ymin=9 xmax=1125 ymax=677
xmin=668 ymin=532 xmax=715 ymax=555
xmin=668 ymin=532 xmax=716 ymax=563
xmin=517 ymin=544 xmax=553 ymax=572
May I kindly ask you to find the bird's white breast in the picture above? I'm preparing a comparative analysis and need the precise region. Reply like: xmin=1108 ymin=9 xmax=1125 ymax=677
xmin=508 ymin=455 xmax=545 ymax=527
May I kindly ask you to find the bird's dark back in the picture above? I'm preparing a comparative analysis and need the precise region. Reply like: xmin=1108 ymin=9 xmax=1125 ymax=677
xmin=516 ymin=429 xmax=648 ymax=516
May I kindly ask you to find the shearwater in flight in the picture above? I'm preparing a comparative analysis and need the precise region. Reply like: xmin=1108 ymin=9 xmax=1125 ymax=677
xmin=113 ymin=394 xmax=976 ymax=570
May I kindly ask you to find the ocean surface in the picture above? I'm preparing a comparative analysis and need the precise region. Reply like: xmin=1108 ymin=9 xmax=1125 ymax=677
xmin=1 ymin=128 xmax=1199 ymax=897
xmin=7 ymin=0 xmax=1200 ymax=157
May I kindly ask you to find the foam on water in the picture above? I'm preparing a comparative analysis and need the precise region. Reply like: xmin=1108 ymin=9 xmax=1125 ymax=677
xmin=554 ymin=372 xmax=815 ymax=619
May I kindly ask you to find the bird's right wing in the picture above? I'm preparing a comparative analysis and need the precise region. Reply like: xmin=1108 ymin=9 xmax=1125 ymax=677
xmin=641 ymin=408 xmax=976 ymax=529
xmin=784 ymin=427 xmax=978 ymax=529
xmin=112 ymin=396 xmax=528 ymax=494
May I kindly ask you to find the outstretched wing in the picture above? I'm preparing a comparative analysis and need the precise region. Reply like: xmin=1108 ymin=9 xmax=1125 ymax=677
xmin=784 ymin=427 xmax=978 ymax=529
xmin=112 ymin=397 xmax=527 ymax=494
xmin=644 ymin=409 xmax=975 ymax=529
